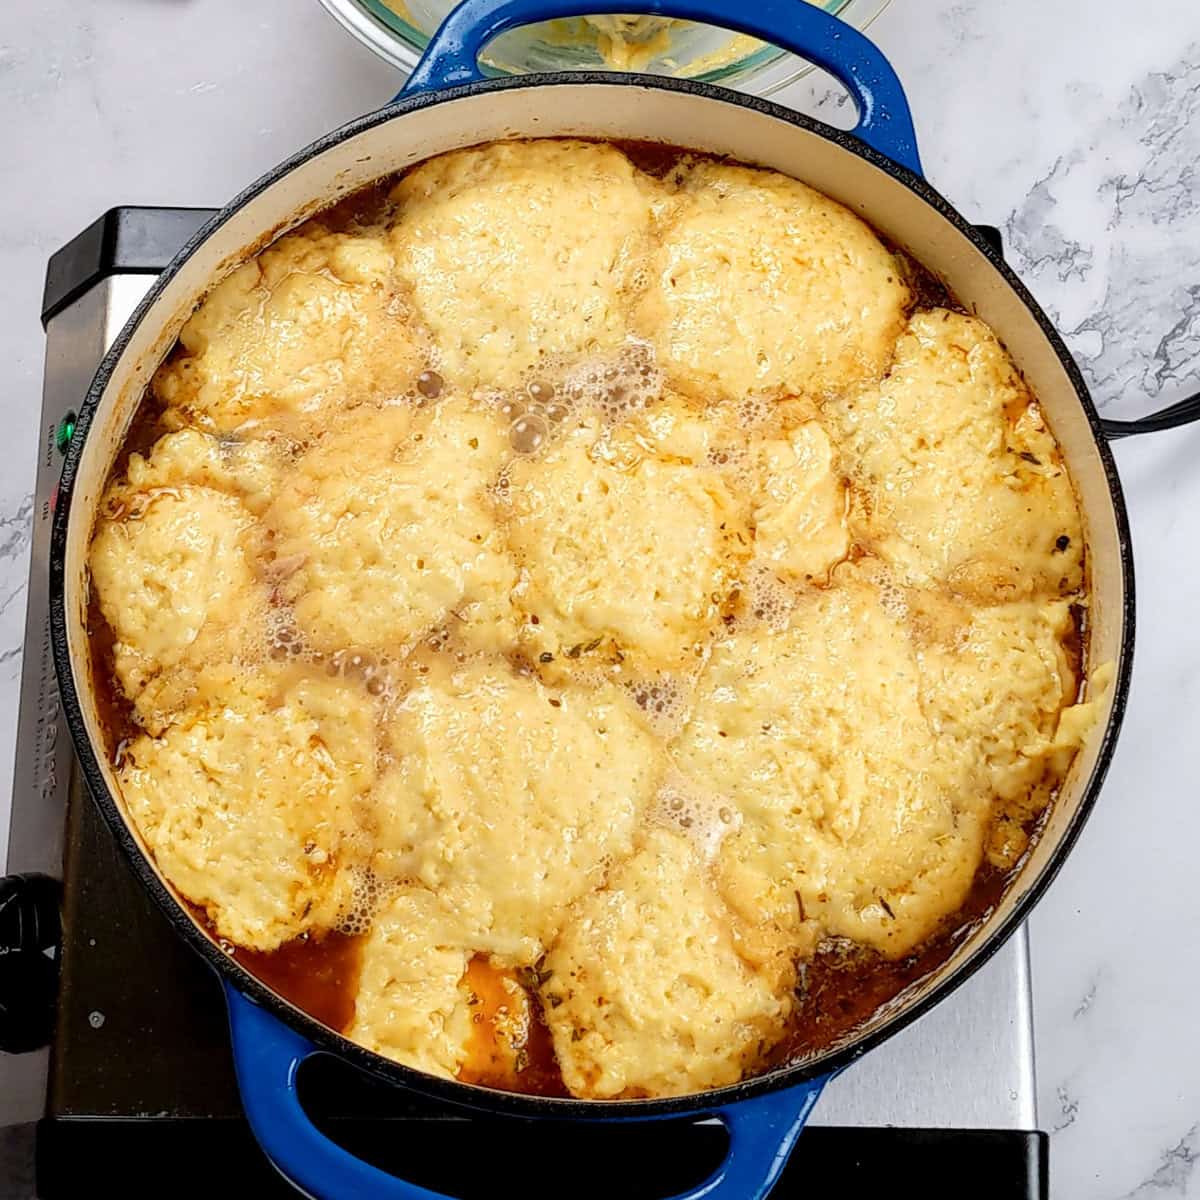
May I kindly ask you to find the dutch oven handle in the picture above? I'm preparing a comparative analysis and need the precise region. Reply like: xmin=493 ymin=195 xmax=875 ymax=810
xmin=1101 ymin=390 xmax=1200 ymax=439
xmin=227 ymin=984 xmax=828 ymax=1200
xmin=399 ymin=0 xmax=924 ymax=176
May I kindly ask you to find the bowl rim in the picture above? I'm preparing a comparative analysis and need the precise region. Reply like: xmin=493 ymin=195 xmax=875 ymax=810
xmin=316 ymin=0 xmax=894 ymax=94
xmin=50 ymin=69 xmax=1135 ymax=1120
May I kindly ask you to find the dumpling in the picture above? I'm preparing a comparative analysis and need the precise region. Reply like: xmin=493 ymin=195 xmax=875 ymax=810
xmin=369 ymin=659 xmax=662 ymax=962
xmin=912 ymin=590 xmax=1087 ymax=867
xmin=117 ymin=670 xmax=378 ymax=951
xmin=390 ymin=140 xmax=658 ymax=389
xmin=672 ymin=570 xmax=985 ymax=958
xmin=540 ymin=829 xmax=790 ymax=1098
xmin=90 ymin=429 xmax=279 ymax=732
xmin=265 ymin=398 xmax=516 ymax=656
xmin=153 ymin=222 xmax=425 ymax=432
xmin=637 ymin=160 xmax=910 ymax=401
xmin=503 ymin=405 xmax=748 ymax=670
xmin=748 ymin=419 xmax=849 ymax=583
xmin=827 ymin=309 xmax=1084 ymax=601
xmin=116 ymin=426 xmax=288 ymax=516
xmin=347 ymin=886 xmax=477 ymax=1080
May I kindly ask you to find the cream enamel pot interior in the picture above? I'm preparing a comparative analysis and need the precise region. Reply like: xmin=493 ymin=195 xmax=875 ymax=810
xmin=51 ymin=0 xmax=1200 ymax=1196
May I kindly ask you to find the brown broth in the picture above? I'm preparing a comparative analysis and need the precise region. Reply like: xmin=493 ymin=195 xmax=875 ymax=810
xmin=899 ymin=245 xmax=953 ymax=312
xmin=458 ymin=956 xmax=568 ymax=1097
xmin=86 ymin=591 xmax=139 ymax=762
xmin=775 ymin=862 xmax=1014 ymax=1066
xmin=105 ymin=402 xmax=176 ymax=493
xmin=86 ymin=135 xmax=1091 ymax=1099
xmin=612 ymin=138 xmax=691 ymax=178
xmin=234 ymin=931 xmax=365 ymax=1034
xmin=318 ymin=178 xmax=396 ymax=233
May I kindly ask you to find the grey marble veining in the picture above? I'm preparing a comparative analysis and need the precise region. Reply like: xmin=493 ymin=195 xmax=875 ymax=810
xmin=1005 ymin=50 xmax=1200 ymax=420
xmin=1 ymin=2 xmax=1198 ymax=1197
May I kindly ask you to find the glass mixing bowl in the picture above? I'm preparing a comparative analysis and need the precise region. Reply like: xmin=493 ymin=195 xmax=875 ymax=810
xmin=317 ymin=0 xmax=893 ymax=95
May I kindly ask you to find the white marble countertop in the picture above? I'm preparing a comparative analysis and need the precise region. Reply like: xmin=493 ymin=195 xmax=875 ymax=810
xmin=1 ymin=1 xmax=1199 ymax=1197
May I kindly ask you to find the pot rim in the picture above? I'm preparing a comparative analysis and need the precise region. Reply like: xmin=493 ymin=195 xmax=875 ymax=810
xmin=49 ymin=69 xmax=1136 ymax=1120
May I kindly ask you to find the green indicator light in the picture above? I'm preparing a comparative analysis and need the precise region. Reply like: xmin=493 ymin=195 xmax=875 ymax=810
xmin=56 ymin=412 xmax=77 ymax=455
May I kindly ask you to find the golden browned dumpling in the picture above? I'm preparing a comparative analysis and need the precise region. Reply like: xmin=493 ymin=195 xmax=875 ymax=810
xmin=265 ymin=398 xmax=516 ymax=656
xmin=153 ymin=223 xmax=425 ymax=433
xmin=828 ymin=309 xmax=1084 ymax=601
xmin=117 ymin=670 xmax=377 ymax=951
xmin=390 ymin=140 xmax=658 ymax=389
xmin=918 ymin=596 xmax=1078 ymax=798
xmin=347 ymin=886 xmax=477 ymax=1080
xmin=541 ymin=829 xmax=790 ymax=1098
xmin=503 ymin=408 xmax=748 ymax=669
xmin=89 ymin=429 xmax=283 ymax=733
xmin=91 ymin=487 xmax=261 ymax=732
xmin=673 ymin=570 xmax=985 ymax=958
xmin=638 ymin=160 xmax=910 ymax=401
xmin=116 ymin=427 xmax=288 ymax=515
xmin=369 ymin=659 xmax=662 ymax=963
xmin=912 ymin=590 xmax=1090 ymax=867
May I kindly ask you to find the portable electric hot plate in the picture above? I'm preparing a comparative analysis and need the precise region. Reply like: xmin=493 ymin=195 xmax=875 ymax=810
xmin=0 ymin=208 xmax=1049 ymax=1199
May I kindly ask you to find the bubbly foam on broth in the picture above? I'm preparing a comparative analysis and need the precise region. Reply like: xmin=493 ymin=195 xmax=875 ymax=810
xmin=627 ymin=671 xmax=694 ymax=739
xmin=649 ymin=772 xmax=741 ymax=862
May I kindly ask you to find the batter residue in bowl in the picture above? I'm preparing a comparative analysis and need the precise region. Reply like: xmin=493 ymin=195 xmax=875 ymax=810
xmin=88 ymin=138 xmax=1101 ymax=1100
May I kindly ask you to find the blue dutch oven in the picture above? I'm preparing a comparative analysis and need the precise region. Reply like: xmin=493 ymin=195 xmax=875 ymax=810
xmin=49 ymin=0 xmax=1200 ymax=1196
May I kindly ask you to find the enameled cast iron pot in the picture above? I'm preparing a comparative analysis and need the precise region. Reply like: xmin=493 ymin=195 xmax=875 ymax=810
xmin=48 ymin=1 xmax=1200 ymax=1196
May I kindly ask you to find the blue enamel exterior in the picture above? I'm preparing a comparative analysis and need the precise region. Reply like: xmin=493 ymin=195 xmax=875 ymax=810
xmin=401 ymin=0 xmax=923 ymax=174
xmin=227 ymin=984 xmax=829 ymax=1199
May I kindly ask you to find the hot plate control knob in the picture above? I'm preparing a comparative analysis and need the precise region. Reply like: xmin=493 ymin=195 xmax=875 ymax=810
xmin=0 ymin=873 xmax=62 ymax=1054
